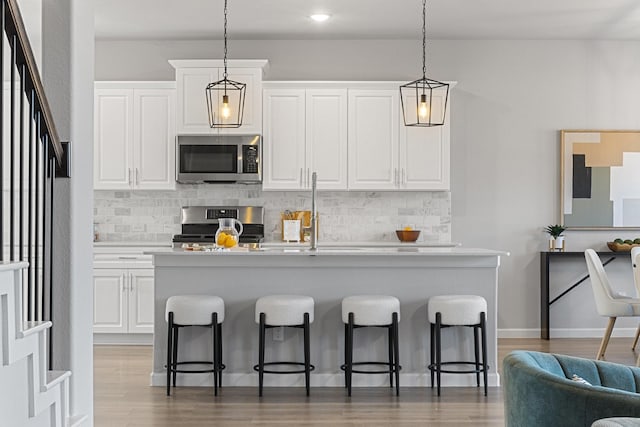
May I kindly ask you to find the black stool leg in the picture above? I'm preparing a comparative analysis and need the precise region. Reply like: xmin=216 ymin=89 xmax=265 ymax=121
xmin=166 ymin=312 xmax=173 ymax=396
xmin=430 ymin=322 xmax=435 ymax=388
xmin=212 ymin=312 xmax=218 ymax=396
xmin=435 ymin=312 xmax=442 ymax=396
xmin=217 ymin=322 xmax=223 ymax=388
xmin=480 ymin=312 xmax=488 ymax=396
xmin=392 ymin=312 xmax=400 ymax=396
xmin=388 ymin=323 xmax=394 ymax=388
xmin=474 ymin=324 xmax=480 ymax=388
xmin=304 ymin=312 xmax=311 ymax=396
xmin=347 ymin=312 xmax=354 ymax=396
xmin=344 ymin=323 xmax=349 ymax=388
xmin=258 ymin=312 xmax=265 ymax=397
xmin=172 ymin=326 xmax=179 ymax=387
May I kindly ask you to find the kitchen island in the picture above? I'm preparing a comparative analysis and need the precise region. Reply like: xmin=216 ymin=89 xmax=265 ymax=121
xmin=147 ymin=246 xmax=507 ymax=388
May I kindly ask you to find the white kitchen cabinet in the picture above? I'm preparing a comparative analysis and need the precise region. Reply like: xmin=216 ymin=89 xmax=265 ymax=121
xmin=398 ymin=92 xmax=450 ymax=190
xmin=348 ymin=89 xmax=399 ymax=190
xmin=94 ymin=82 xmax=176 ymax=190
xmin=127 ymin=269 xmax=155 ymax=333
xmin=348 ymin=89 xmax=450 ymax=191
xmin=93 ymin=248 xmax=156 ymax=339
xmin=93 ymin=268 xmax=154 ymax=334
xmin=93 ymin=268 xmax=127 ymax=333
xmin=170 ymin=60 xmax=267 ymax=135
xmin=262 ymin=87 xmax=348 ymax=190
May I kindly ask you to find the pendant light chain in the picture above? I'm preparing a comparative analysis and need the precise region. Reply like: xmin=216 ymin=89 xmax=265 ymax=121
xmin=223 ymin=0 xmax=228 ymax=79
xmin=422 ymin=0 xmax=427 ymax=80
xmin=205 ymin=0 xmax=247 ymax=128
xmin=399 ymin=0 xmax=449 ymax=127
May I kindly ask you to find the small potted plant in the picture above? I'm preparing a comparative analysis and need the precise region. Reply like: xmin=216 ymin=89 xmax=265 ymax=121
xmin=544 ymin=224 xmax=566 ymax=251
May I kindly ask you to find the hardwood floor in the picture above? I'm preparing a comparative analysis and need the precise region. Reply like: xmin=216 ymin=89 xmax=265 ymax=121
xmin=94 ymin=338 xmax=639 ymax=426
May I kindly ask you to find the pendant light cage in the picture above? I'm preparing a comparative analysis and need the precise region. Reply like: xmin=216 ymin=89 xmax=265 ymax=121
xmin=400 ymin=0 xmax=449 ymax=127
xmin=206 ymin=0 xmax=246 ymax=128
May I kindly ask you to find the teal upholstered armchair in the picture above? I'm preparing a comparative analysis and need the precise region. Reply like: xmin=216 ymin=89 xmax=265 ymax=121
xmin=503 ymin=351 xmax=640 ymax=427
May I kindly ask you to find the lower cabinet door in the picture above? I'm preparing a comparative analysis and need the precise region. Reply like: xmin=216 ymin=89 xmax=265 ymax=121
xmin=128 ymin=269 xmax=155 ymax=334
xmin=93 ymin=269 xmax=127 ymax=333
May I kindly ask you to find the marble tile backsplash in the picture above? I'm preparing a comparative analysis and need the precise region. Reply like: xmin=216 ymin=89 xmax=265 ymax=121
xmin=94 ymin=184 xmax=451 ymax=243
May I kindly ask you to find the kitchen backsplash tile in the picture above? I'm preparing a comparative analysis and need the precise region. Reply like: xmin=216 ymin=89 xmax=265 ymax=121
xmin=94 ymin=184 xmax=451 ymax=243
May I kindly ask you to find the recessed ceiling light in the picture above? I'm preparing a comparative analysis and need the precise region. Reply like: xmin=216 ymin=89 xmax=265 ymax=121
xmin=310 ymin=14 xmax=330 ymax=22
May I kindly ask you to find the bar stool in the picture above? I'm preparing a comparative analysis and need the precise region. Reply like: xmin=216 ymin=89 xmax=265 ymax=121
xmin=165 ymin=295 xmax=225 ymax=396
xmin=341 ymin=295 xmax=401 ymax=396
xmin=253 ymin=295 xmax=315 ymax=396
xmin=428 ymin=294 xmax=488 ymax=396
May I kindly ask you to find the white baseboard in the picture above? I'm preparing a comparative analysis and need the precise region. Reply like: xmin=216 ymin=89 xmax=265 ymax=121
xmin=150 ymin=372 xmax=500 ymax=388
xmin=93 ymin=333 xmax=153 ymax=345
xmin=498 ymin=328 xmax=638 ymax=339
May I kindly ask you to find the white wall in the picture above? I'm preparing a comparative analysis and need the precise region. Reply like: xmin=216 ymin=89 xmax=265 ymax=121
xmin=44 ymin=0 xmax=94 ymax=423
xmin=95 ymin=38 xmax=640 ymax=336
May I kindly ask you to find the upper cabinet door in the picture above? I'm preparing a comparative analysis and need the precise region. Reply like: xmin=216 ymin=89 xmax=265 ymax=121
xmin=398 ymin=93 xmax=450 ymax=190
xmin=262 ymin=89 xmax=306 ymax=190
xmin=133 ymin=88 xmax=176 ymax=190
xmin=175 ymin=66 xmax=263 ymax=134
xmin=94 ymin=89 xmax=134 ymax=190
xmin=221 ymin=68 xmax=262 ymax=135
xmin=306 ymin=89 xmax=348 ymax=190
xmin=176 ymin=68 xmax=216 ymax=134
xmin=348 ymin=90 xmax=399 ymax=190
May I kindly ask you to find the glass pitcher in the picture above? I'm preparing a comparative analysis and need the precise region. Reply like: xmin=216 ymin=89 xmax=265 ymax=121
xmin=215 ymin=218 xmax=244 ymax=248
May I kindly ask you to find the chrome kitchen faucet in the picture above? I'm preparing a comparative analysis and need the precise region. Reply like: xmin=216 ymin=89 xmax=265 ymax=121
xmin=310 ymin=172 xmax=318 ymax=250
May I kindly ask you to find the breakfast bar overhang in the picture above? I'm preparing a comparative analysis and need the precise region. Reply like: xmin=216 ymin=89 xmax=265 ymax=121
xmin=147 ymin=247 xmax=507 ymax=388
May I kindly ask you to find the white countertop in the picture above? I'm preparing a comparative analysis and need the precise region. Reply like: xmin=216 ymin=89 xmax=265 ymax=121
xmin=146 ymin=246 xmax=508 ymax=257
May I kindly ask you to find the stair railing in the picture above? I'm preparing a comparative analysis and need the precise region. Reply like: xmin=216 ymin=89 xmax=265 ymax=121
xmin=0 ymin=0 xmax=69 ymax=365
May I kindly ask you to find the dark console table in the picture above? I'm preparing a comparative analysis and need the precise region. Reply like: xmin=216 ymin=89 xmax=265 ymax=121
xmin=540 ymin=251 xmax=629 ymax=339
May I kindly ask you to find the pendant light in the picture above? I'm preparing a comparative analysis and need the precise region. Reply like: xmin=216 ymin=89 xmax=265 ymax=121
xmin=400 ymin=0 xmax=449 ymax=127
xmin=206 ymin=0 xmax=246 ymax=128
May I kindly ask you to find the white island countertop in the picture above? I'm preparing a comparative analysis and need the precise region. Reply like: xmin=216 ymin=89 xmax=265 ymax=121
xmin=145 ymin=246 xmax=507 ymax=257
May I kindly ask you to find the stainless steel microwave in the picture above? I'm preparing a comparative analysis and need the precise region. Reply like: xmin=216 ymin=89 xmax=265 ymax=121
xmin=176 ymin=135 xmax=261 ymax=183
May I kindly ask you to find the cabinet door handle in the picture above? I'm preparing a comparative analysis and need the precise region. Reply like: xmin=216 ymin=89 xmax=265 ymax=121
xmin=402 ymin=168 xmax=405 ymax=186
xmin=128 ymin=168 xmax=132 ymax=185
xmin=129 ymin=273 xmax=134 ymax=293
xmin=394 ymin=168 xmax=398 ymax=186
xmin=118 ymin=256 xmax=138 ymax=260
xmin=121 ymin=273 xmax=126 ymax=292
xmin=135 ymin=168 xmax=139 ymax=185
xmin=300 ymin=168 xmax=303 ymax=187
xmin=307 ymin=168 xmax=310 ymax=189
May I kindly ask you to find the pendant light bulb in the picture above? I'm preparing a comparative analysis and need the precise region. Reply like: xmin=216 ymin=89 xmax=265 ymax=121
xmin=418 ymin=94 xmax=429 ymax=118
xmin=221 ymin=94 xmax=231 ymax=119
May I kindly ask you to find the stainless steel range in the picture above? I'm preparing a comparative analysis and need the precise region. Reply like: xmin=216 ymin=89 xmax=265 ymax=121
xmin=172 ymin=206 xmax=264 ymax=248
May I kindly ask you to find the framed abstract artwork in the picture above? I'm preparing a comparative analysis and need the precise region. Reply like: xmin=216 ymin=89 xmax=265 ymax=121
xmin=561 ymin=130 xmax=640 ymax=229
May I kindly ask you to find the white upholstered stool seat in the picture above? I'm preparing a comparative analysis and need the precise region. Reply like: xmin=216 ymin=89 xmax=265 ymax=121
xmin=341 ymin=295 xmax=401 ymax=326
xmin=428 ymin=295 xmax=487 ymax=325
xmin=255 ymin=295 xmax=315 ymax=326
xmin=165 ymin=295 xmax=225 ymax=325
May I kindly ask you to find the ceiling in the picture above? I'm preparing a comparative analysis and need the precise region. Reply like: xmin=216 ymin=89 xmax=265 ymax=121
xmin=94 ymin=0 xmax=640 ymax=41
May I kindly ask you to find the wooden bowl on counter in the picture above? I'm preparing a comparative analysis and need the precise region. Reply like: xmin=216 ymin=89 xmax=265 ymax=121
xmin=396 ymin=230 xmax=421 ymax=242
xmin=607 ymin=241 xmax=640 ymax=252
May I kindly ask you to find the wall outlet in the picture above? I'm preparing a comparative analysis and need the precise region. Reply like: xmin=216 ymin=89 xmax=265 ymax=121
xmin=273 ymin=326 xmax=284 ymax=341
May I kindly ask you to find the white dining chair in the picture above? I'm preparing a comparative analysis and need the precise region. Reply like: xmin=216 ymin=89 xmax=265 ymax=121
xmin=584 ymin=249 xmax=640 ymax=365
xmin=630 ymin=247 xmax=640 ymax=351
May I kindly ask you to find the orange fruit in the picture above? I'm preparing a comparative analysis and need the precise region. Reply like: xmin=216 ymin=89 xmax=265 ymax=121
xmin=216 ymin=232 xmax=228 ymax=246
xmin=223 ymin=236 xmax=237 ymax=248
